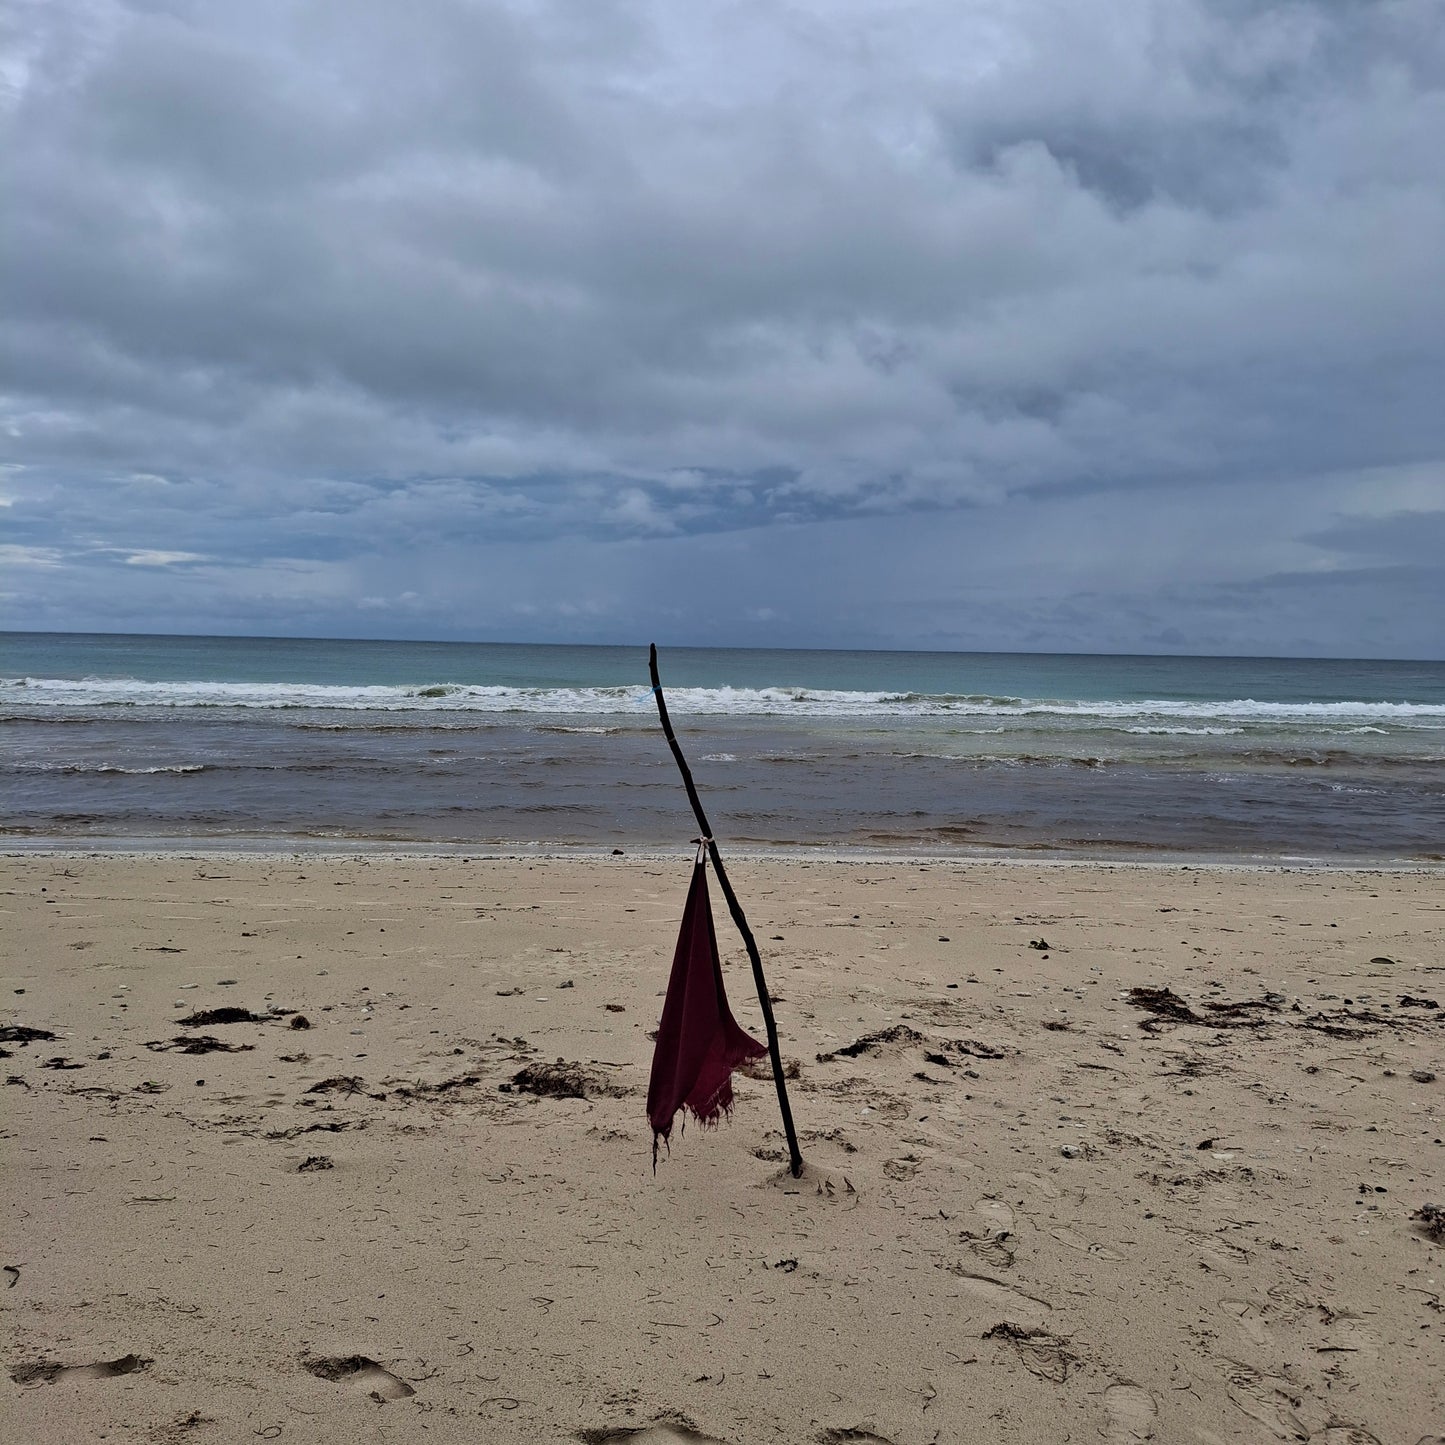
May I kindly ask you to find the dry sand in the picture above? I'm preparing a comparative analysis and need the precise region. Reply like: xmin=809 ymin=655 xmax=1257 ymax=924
xmin=2 ymin=851 xmax=1443 ymax=1444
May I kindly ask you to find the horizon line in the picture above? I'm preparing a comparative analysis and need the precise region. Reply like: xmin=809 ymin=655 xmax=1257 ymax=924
xmin=2 ymin=626 xmax=1442 ymax=667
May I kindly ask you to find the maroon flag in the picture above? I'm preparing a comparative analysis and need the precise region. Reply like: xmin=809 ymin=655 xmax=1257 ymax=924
xmin=647 ymin=859 xmax=767 ymax=1166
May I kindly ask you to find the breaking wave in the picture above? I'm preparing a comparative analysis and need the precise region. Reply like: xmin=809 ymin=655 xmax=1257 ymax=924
xmin=4 ymin=674 xmax=1444 ymax=728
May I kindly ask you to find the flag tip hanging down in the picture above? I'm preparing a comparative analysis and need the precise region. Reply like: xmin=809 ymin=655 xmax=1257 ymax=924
xmin=646 ymin=858 xmax=766 ymax=1169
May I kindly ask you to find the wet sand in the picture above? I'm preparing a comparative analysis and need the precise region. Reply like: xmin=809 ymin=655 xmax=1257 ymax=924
xmin=3 ymin=852 xmax=1443 ymax=1443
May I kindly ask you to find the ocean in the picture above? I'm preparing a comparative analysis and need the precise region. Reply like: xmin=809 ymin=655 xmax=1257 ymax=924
xmin=3 ymin=632 xmax=1443 ymax=862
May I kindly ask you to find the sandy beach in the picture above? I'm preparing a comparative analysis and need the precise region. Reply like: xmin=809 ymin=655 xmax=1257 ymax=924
xmin=2 ymin=851 xmax=1442 ymax=1443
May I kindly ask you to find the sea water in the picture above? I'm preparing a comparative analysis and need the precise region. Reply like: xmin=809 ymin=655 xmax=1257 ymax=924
xmin=3 ymin=632 xmax=1443 ymax=861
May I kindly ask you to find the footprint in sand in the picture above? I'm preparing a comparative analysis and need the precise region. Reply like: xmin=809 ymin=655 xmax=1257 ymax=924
xmin=1225 ymin=1363 xmax=1323 ymax=1441
xmin=1165 ymin=1224 xmax=1251 ymax=1276
xmin=302 ymin=1353 xmax=415 ymax=1402
xmin=10 ymin=1354 xmax=151 ymax=1385
xmin=1011 ymin=1170 xmax=1060 ymax=1200
xmin=1049 ymin=1226 xmax=1124 ymax=1262
xmin=579 ymin=1421 xmax=723 ymax=1444
xmin=951 ymin=1271 xmax=1052 ymax=1328
xmin=974 ymin=1197 xmax=1016 ymax=1232
xmin=983 ymin=1323 xmax=1073 ymax=1382
xmin=1103 ymin=1383 xmax=1158 ymax=1442
xmin=1219 ymin=1298 xmax=1268 ymax=1347
xmin=966 ymin=1231 xmax=1017 ymax=1270
xmin=1318 ymin=1309 xmax=1376 ymax=1356
xmin=966 ymin=1199 xmax=1019 ymax=1268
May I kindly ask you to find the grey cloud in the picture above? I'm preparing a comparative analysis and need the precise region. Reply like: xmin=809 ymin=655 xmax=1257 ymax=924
xmin=1304 ymin=510 xmax=1445 ymax=569
xmin=2 ymin=0 xmax=1443 ymax=653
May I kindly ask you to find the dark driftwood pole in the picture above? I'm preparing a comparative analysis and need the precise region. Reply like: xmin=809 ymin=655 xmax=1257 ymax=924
xmin=649 ymin=644 xmax=804 ymax=1178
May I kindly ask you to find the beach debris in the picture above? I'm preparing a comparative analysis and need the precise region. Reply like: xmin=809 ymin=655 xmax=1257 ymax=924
xmin=940 ymin=1037 xmax=1008 ymax=1061
xmin=11 ymin=1354 xmax=152 ymax=1386
xmin=503 ymin=1059 xmax=616 ymax=1099
xmin=177 ymin=1005 xmax=265 ymax=1028
xmin=1127 ymin=987 xmax=1206 ymax=1027
xmin=390 ymin=1070 xmax=486 ymax=1100
xmin=774 ymin=1257 xmax=799 ymax=1272
xmin=1412 ymin=1203 xmax=1445 ymax=1241
xmin=289 ymin=1014 xmax=311 ymax=1029
xmin=297 ymin=1155 xmax=334 ymax=1172
xmin=264 ymin=1120 xmax=365 ymax=1140
xmin=40 ymin=1056 xmax=83 ymax=1069
xmin=0 ymin=1025 xmax=56 ymax=1046
xmin=646 ymin=854 xmax=768 ymax=1169
xmin=1296 ymin=1007 xmax=1400 ymax=1040
xmin=1029 ymin=938 xmax=1052 ymax=951
xmin=740 ymin=1055 xmax=800 ymax=1081
xmin=1370 ymin=956 xmax=1396 ymax=965
xmin=1126 ymin=986 xmax=1286 ymax=1033
xmin=1410 ymin=1069 xmax=1438 ymax=1084
xmin=146 ymin=1034 xmax=253 ymax=1055
xmin=1208 ymin=995 xmax=1286 ymax=1020
xmin=305 ymin=1075 xmax=366 ymax=1097
xmin=158 ymin=1411 xmax=213 ymax=1439
xmin=799 ymin=1125 xmax=857 ymax=1155
xmin=176 ymin=1005 xmax=299 ymax=1027
xmin=4 ymin=1265 xmax=18 ymax=1288
xmin=815 ymin=1024 xmax=923 ymax=1062
xmin=648 ymin=645 xmax=802 ymax=1177
xmin=604 ymin=1003 xmax=626 ymax=1012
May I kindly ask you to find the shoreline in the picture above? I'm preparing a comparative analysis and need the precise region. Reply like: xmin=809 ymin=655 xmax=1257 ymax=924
xmin=5 ymin=832 xmax=1444 ymax=872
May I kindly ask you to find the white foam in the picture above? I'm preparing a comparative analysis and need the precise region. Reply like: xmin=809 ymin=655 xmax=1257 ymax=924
xmin=12 ymin=761 xmax=208 ymax=775
xmin=4 ymin=674 xmax=1444 ymax=726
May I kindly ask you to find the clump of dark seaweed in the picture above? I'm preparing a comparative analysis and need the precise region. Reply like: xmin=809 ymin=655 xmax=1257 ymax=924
xmin=815 ymin=1025 xmax=923 ymax=1063
xmin=502 ymin=1060 xmax=620 ymax=1099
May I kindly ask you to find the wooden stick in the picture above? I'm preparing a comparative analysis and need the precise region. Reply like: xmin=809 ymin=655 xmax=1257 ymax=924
xmin=649 ymin=644 xmax=803 ymax=1178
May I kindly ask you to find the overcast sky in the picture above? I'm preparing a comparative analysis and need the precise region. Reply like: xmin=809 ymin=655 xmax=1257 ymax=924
xmin=3 ymin=0 xmax=1443 ymax=657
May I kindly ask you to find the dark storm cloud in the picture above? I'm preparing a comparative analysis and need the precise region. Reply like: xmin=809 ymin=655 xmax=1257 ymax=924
xmin=2 ymin=0 xmax=1443 ymax=653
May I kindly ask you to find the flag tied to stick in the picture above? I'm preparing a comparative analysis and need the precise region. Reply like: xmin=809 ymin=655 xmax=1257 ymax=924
xmin=647 ymin=857 xmax=767 ymax=1167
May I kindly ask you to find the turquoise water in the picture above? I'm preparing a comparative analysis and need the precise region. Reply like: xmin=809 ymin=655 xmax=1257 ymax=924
xmin=5 ymin=632 xmax=1442 ymax=703
xmin=3 ymin=632 xmax=1443 ymax=860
